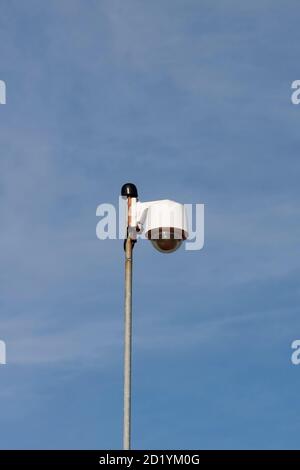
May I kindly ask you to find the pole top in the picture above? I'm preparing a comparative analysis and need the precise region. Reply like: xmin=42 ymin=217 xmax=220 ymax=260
xmin=121 ymin=183 xmax=138 ymax=198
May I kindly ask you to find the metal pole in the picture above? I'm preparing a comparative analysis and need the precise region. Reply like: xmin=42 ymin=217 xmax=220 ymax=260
xmin=123 ymin=236 xmax=133 ymax=450
xmin=121 ymin=183 xmax=138 ymax=450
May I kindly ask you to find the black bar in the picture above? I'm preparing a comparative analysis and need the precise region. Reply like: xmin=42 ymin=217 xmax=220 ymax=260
xmin=0 ymin=450 xmax=299 ymax=467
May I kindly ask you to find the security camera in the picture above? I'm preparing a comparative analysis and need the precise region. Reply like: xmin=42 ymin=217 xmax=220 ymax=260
xmin=121 ymin=183 xmax=189 ymax=254
xmin=137 ymin=199 xmax=188 ymax=253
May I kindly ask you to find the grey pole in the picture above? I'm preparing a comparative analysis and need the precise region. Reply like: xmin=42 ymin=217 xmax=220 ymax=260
xmin=121 ymin=183 xmax=138 ymax=450
xmin=123 ymin=236 xmax=133 ymax=450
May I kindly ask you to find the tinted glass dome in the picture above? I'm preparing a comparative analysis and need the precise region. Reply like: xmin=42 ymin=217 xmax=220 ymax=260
xmin=146 ymin=227 xmax=186 ymax=254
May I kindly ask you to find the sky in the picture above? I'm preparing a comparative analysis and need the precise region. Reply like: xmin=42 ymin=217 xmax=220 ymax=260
xmin=0 ymin=0 xmax=300 ymax=450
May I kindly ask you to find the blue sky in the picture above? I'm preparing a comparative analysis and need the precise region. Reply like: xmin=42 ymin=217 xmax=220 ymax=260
xmin=0 ymin=0 xmax=300 ymax=449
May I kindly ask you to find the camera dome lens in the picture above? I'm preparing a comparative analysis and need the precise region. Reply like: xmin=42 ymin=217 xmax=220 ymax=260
xmin=151 ymin=238 xmax=182 ymax=253
xmin=146 ymin=227 xmax=186 ymax=254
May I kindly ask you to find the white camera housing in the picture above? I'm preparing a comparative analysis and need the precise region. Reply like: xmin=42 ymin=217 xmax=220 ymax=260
xmin=135 ymin=199 xmax=188 ymax=253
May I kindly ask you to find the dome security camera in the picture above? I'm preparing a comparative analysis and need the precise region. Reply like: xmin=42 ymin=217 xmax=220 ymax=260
xmin=121 ymin=184 xmax=189 ymax=253
xmin=139 ymin=200 xmax=188 ymax=254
